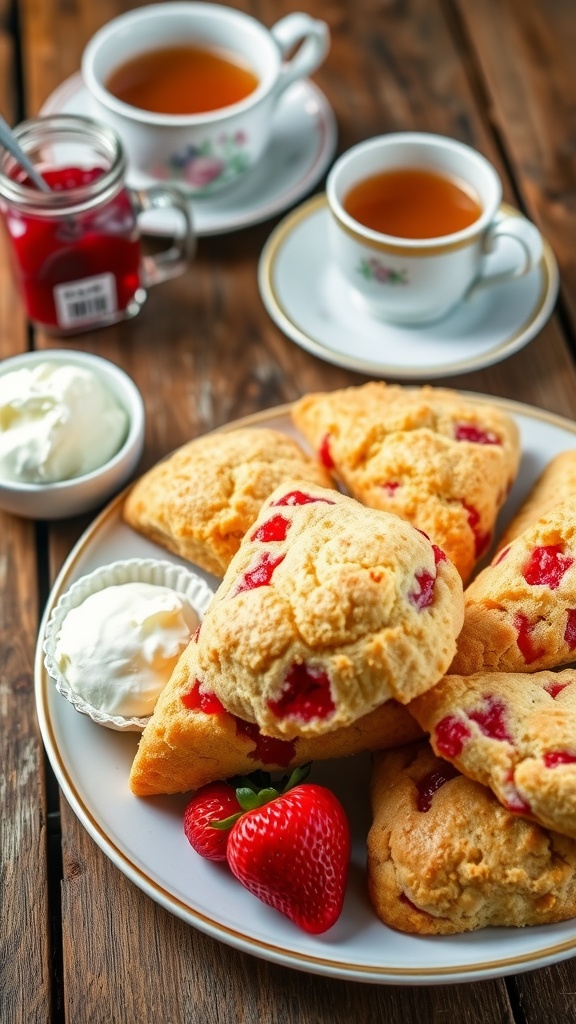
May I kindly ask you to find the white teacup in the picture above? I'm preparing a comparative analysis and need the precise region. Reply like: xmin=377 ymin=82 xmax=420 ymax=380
xmin=326 ymin=133 xmax=544 ymax=325
xmin=82 ymin=2 xmax=329 ymax=195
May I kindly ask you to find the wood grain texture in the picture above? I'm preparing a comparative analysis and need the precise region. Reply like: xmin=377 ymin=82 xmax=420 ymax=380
xmin=8 ymin=0 xmax=576 ymax=1018
xmin=451 ymin=0 xmax=576 ymax=342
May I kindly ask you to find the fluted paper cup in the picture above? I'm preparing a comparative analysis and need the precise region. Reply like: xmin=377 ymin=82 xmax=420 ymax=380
xmin=43 ymin=558 xmax=215 ymax=731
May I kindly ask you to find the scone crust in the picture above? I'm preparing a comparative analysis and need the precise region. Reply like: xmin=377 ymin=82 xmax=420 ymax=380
xmin=196 ymin=481 xmax=464 ymax=739
xmin=367 ymin=743 xmax=576 ymax=935
xmin=292 ymin=382 xmax=520 ymax=582
xmin=129 ymin=637 xmax=424 ymax=796
xmin=123 ymin=427 xmax=333 ymax=576
xmin=496 ymin=450 xmax=576 ymax=553
xmin=410 ymin=670 xmax=576 ymax=839
xmin=451 ymin=499 xmax=576 ymax=674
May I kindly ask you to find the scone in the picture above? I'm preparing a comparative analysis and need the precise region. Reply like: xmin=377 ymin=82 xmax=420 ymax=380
xmin=410 ymin=670 xmax=576 ymax=838
xmin=129 ymin=636 xmax=424 ymax=796
xmin=367 ymin=742 xmax=576 ymax=935
xmin=496 ymin=450 xmax=576 ymax=553
xmin=292 ymin=382 xmax=520 ymax=582
xmin=123 ymin=427 xmax=333 ymax=576
xmin=451 ymin=499 xmax=576 ymax=674
xmin=195 ymin=480 xmax=464 ymax=739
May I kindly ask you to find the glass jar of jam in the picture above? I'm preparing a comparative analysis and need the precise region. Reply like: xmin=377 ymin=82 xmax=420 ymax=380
xmin=0 ymin=114 xmax=194 ymax=334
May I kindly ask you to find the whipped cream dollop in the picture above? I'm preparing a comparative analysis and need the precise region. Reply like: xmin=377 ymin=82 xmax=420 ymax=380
xmin=54 ymin=582 xmax=199 ymax=719
xmin=0 ymin=361 xmax=128 ymax=483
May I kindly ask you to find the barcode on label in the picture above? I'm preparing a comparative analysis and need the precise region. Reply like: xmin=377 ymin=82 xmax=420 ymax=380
xmin=54 ymin=273 xmax=117 ymax=328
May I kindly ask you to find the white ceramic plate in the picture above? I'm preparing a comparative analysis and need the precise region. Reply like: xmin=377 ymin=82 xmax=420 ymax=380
xmin=35 ymin=399 xmax=576 ymax=984
xmin=258 ymin=196 xmax=559 ymax=379
xmin=40 ymin=73 xmax=337 ymax=237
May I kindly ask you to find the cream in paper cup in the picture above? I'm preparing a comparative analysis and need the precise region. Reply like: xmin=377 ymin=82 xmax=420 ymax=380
xmin=43 ymin=558 xmax=214 ymax=731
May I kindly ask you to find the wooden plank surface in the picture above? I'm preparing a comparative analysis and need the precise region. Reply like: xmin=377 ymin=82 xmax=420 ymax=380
xmin=6 ymin=0 xmax=576 ymax=1019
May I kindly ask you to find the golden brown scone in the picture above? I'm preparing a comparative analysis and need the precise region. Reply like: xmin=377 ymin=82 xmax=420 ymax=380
xmin=123 ymin=427 xmax=333 ymax=576
xmin=451 ymin=499 xmax=576 ymax=675
xmin=367 ymin=742 xmax=576 ymax=935
xmin=292 ymin=382 xmax=520 ymax=582
xmin=496 ymin=451 xmax=576 ymax=553
xmin=196 ymin=481 xmax=464 ymax=739
xmin=410 ymin=670 xmax=576 ymax=839
xmin=129 ymin=636 xmax=424 ymax=796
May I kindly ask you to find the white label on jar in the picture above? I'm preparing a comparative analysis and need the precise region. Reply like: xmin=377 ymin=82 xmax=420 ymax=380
xmin=54 ymin=273 xmax=117 ymax=327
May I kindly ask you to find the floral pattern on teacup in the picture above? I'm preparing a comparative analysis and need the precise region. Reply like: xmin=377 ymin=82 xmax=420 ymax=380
xmin=148 ymin=131 xmax=250 ymax=193
xmin=357 ymin=256 xmax=409 ymax=285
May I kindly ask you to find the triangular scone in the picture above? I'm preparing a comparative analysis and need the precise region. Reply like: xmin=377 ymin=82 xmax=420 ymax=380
xmin=196 ymin=481 xmax=464 ymax=739
xmin=367 ymin=742 xmax=576 ymax=935
xmin=123 ymin=427 xmax=333 ymax=576
xmin=292 ymin=382 xmax=520 ymax=582
xmin=496 ymin=450 xmax=576 ymax=554
xmin=451 ymin=499 xmax=576 ymax=674
xmin=129 ymin=638 xmax=424 ymax=796
xmin=410 ymin=670 xmax=576 ymax=839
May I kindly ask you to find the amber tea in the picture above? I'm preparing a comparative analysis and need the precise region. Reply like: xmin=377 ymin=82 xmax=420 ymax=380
xmin=105 ymin=44 xmax=260 ymax=116
xmin=343 ymin=167 xmax=483 ymax=239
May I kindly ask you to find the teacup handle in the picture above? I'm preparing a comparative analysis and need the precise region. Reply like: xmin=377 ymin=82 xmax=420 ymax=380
xmin=470 ymin=212 xmax=543 ymax=296
xmin=270 ymin=13 xmax=330 ymax=101
xmin=130 ymin=185 xmax=195 ymax=287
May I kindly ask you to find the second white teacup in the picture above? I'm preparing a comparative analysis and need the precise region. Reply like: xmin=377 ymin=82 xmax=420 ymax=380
xmin=82 ymin=2 xmax=330 ymax=195
xmin=326 ymin=133 xmax=544 ymax=325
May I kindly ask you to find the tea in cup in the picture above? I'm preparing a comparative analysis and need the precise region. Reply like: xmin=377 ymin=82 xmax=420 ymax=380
xmin=82 ymin=2 xmax=330 ymax=195
xmin=326 ymin=133 xmax=543 ymax=324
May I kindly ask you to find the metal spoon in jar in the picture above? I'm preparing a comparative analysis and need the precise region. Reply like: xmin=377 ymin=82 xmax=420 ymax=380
xmin=0 ymin=113 xmax=51 ymax=192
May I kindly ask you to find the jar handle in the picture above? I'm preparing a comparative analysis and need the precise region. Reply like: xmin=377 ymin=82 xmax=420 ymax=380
xmin=130 ymin=185 xmax=195 ymax=286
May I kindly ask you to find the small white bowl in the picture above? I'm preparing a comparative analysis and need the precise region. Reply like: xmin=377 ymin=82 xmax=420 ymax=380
xmin=0 ymin=349 xmax=145 ymax=519
xmin=43 ymin=558 xmax=215 ymax=731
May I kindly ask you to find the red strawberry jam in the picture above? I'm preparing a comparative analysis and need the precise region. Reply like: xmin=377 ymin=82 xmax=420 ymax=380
xmin=271 ymin=490 xmax=336 ymax=508
xmin=523 ymin=544 xmax=574 ymax=589
xmin=468 ymin=695 xmax=512 ymax=742
xmin=408 ymin=569 xmax=436 ymax=610
xmin=181 ymin=679 xmax=226 ymax=714
xmin=319 ymin=433 xmax=334 ymax=469
xmin=455 ymin=423 xmax=501 ymax=445
xmin=435 ymin=715 xmax=471 ymax=757
xmin=234 ymin=552 xmax=285 ymax=594
xmin=432 ymin=544 xmax=447 ymax=564
xmin=251 ymin=514 xmax=290 ymax=543
xmin=543 ymin=751 xmax=576 ymax=768
xmin=233 ymin=717 xmax=296 ymax=766
xmin=416 ymin=762 xmax=460 ymax=812
xmin=3 ymin=165 xmax=141 ymax=329
xmin=462 ymin=501 xmax=491 ymax=558
xmin=268 ymin=662 xmax=335 ymax=722
xmin=564 ymin=609 xmax=576 ymax=651
xmin=514 ymin=613 xmax=545 ymax=665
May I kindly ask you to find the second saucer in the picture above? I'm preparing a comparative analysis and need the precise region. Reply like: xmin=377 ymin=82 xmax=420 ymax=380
xmin=258 ymin=195 xmax=558 ymax=380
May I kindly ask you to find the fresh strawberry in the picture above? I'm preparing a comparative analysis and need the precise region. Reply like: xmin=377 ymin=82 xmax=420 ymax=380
xmin=221 ymin=766 xmax=350 ymax=934
xmin=183 ymin=781 xmax=241 ymax=861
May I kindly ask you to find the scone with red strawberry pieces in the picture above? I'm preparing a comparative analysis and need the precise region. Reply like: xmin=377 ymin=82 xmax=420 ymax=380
xmin=123 ymin=427 xmax=333 ymax=576
xmin=195 ymin=481 xmax=464 ymax=739
xmin=409 ymin=669 xmax=576 ymax=839
xmin=129 ymin=633 xmax=424 ymax=796
xmin=367 ymin=742 xmax=576 ymax=934
xmin=292 ymin=382 xmax=520 ymax=582
xmin=451 ymin=499 xmax=576 ymax=674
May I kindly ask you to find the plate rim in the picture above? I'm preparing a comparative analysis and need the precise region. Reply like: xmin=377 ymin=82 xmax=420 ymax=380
xmin=39 ymin=73 xmax=338 ymax=237
xmin=35 ymin=394 xmax=576 ymax=983
xmin=258 ymin=195 xmax=559 ymax=379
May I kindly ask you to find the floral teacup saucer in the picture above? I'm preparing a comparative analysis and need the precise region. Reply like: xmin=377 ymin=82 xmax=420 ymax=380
xmin=258 ymin=195 xmax=559 ymax=380
xmin=40 ymin=74 xmax=337 ymax=236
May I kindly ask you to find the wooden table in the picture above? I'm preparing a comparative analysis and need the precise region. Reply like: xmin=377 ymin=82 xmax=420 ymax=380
xmin=3 ymin=0 xmax=576 ymax=1020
